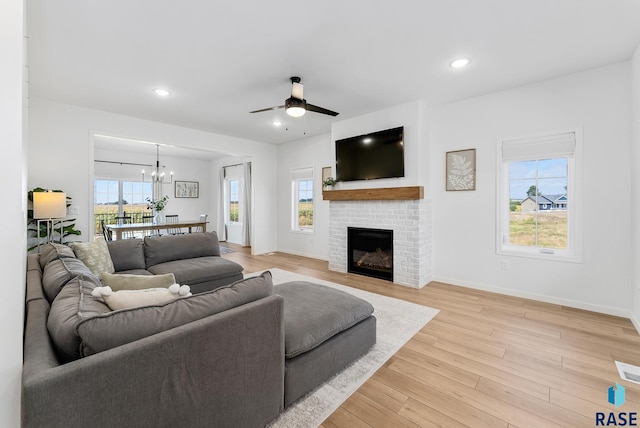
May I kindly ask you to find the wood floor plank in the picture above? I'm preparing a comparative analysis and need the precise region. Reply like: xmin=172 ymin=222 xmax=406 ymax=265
xmin=475 ymin=377 xmax=593 ymax=428
xmin=221 ymin=246 xmax=640 ymax=427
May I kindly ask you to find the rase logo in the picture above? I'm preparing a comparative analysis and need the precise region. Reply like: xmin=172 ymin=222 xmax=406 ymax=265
xmin=609 ymin=383 xmax=626 ymax=407
xmin=596 ymin=383 xmax=637 ymax=426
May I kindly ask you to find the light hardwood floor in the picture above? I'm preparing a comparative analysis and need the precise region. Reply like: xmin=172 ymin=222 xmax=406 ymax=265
xmin=221 ymin=244 xmax=640 ymax=427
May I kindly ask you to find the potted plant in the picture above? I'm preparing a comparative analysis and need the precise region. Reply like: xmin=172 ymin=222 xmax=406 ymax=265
xmin=322 ymin=177 xmax=337 ymax=189
xmin=146 ymin=195 xmax=169 ymax=224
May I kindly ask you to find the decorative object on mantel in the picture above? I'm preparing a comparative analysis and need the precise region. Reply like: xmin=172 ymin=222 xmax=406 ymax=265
xmin=322 ymin=177 xmax=336 ymax=189
xmin=322 ymin=186 xmax=423 ymax=201
xmin=321 ymin=166 xmax=332 ymax=186
xmin=446 ymin=148 xmax=476 ymax=191
xmin=146 ymin=195 xmax=169 ymax=224
xmin=175 ymin=180 xmax=199 ymax=198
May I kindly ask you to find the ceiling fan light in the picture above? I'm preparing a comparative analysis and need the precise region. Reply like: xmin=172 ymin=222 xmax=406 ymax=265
xmin=285 ymin=97 xmax=306 ymax=117
xmin=286 ymin=106 xmax=306 ymax=117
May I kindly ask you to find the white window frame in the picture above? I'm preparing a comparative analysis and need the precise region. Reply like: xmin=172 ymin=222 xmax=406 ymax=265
xmin=496 ymin=128 xmax=583 ymax=263
xmin=291 ymin=167 xmax=315 ymax=234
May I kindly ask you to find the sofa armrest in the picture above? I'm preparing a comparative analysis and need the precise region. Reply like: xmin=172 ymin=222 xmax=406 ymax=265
xmin=22 ymin=294 xmax=284 ymax=428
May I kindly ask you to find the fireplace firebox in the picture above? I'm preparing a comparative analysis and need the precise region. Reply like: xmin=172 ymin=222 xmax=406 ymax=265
xmin=347 ymin=227 xmax=393 ymax=281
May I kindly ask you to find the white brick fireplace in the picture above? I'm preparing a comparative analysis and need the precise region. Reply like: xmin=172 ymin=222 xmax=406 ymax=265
xmin=327 ymin=197 xmax=432 ymax=288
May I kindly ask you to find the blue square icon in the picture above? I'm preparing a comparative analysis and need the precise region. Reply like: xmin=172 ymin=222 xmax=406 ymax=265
xmin=608 ymin=383 xmax=625 ymax=407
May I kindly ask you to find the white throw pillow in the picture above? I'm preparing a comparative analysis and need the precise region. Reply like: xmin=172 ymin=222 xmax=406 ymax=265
xmin=101 ymin=272 xmax=176 ymax=291
xmin=92 ymin=284 xmax=191 ymax=311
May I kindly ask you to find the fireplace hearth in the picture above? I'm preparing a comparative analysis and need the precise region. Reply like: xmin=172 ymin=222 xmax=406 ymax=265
xmin=348 ymin=227 xmax=393 ymax=281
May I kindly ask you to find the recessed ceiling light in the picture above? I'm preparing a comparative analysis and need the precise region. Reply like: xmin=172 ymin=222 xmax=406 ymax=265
xmin=273 ymin=120 xmax=282 ymax=127
xmin=153 ymin=88 xmax=171 ymax=97
xmin=449 ymin=58 xmax=471 ymax=69
xmin=363 ymin=138 xmax=372 ymax=144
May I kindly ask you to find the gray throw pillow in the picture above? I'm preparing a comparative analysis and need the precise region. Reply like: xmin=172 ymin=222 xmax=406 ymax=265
xmin=106 ymin=238 xmax=145 ymax=271
xmin=77 ymin=271 xmax=271 ymax=357
xmin=47 ymin=276 xmax=111 ymax=362
xmin=38 ymin=243 xmax=76 ymax=270
xmin=42 ymin=257 xmax=96 ymax=303
xmin=144 ymin=232 xmax=221 ymax=268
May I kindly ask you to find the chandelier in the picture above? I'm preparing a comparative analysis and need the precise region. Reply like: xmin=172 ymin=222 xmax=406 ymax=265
xmin=142 ymin=144 xmax=173 ymax=184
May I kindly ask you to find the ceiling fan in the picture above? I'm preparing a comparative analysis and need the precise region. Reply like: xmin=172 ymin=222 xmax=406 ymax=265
xmin=250 ymin=76 xmax=339 ymax=118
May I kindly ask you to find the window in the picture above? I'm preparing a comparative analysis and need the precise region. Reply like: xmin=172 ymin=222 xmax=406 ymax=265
xmin=94 ymin=179 xmax=152 ymax=232
xmin=227 ymin=179 xmax=241 ymax=223
xmin=497 ymin=130 xmax=581 ymax=261
xmin=291 ymin=168 xmax=314 ymax=233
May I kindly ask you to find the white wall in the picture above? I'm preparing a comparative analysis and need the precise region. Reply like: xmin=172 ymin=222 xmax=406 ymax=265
xmin=1 ymin=0 xmax=26 ymax=426
xmin=28 ymin=99 xmax=278 ymax=254
xmin=94 ymin=147 xmax=212 ymax=226
xmin=430 ymin=62 xmax=633 ymax=316
xmin=277 ymin=134 xmax=332 ymax=260
xmin=330 ymin=100 xmax=430 ymax=192
xmin=631 ymin=45 xmax=640 ymax=328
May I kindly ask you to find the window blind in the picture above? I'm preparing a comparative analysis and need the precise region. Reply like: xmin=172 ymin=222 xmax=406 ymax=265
xmin=291 ymin=167 xmax=313 ymax=180
xmin=502 ymin=132 xmax=575 ymax=161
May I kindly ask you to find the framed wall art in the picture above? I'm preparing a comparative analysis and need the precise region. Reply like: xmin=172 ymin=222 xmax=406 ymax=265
xmin=174 ymin=181 xmax=199 ymax=198
xmin=446 ymin=149 xmax=476 ymax=191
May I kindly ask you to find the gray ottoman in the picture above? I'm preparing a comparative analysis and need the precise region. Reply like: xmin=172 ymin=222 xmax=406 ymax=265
xmin=274 ymin=281 xmax=377 ymax=407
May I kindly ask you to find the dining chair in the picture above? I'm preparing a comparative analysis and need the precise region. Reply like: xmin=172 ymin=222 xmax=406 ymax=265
xmin=101 ymin=220 xmax=113 ymax=241
xmin=141 ymin=214 xmax=158 ymax=236
xmin=114 ymin=214 xmax=134 ymax=239
xmin=165 ymin=214 xmax=183 ymax=235
xmin=193 ymin=214 xmax=208 ymax=233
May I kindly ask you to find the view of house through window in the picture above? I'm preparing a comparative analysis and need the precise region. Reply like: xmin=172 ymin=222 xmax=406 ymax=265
xmin=508 ymin=158 xmax=568 ymax=248
xmin=291 ymin=167 xmax=314 ymax=233
xmin=498 ymin=130 xmax=578 ymax=260
xmin=94 ymin=179 xmax=152 ymax=233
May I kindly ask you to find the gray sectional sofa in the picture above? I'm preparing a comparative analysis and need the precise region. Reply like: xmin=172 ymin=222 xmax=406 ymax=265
xmin=107 ymin=232 xmax=244 ymax=293
xmin=22 ymin=232 xmax=376 ymax=427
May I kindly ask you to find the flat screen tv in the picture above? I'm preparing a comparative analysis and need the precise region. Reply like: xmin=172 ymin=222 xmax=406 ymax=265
xmin=335 ymin=126 xmax=404 ymax=182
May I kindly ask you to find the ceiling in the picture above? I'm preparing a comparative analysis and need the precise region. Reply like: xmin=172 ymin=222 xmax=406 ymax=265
xmin=28 ymin=1 xmax=640 ymax=147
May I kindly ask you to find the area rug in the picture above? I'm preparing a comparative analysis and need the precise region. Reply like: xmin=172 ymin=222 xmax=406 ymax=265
xmin=247 ymin=268 xmax=439 ymax=428
xmin=218 ymin=245 xmax=236 ymax=254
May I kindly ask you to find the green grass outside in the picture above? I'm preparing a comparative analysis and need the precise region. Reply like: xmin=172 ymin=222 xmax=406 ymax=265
xmin=509 ymin=211 xmax=567 ymax=249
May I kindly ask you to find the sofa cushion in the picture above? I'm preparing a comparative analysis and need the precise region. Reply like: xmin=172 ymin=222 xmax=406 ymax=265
xmin=38 ymin=243 xmax=76 ymax=269
xmin=146 ymin=257 xmax=242 ymax=285
xmin=273 ymin=281 xmax=374 ymax=358
xmin=42 ymin=257 xmax=96 ymax=303
xmin=47 ymin=276 xmax=111 ymax=362
xmin=101 ymin=272 xmax=176 ymax=291
xmin=77 ymin=271 xmax=273 ymax=357
xmin=92 ymin=284 xmax=191 ymax=311
xmin=144 ymin=232 xmax=221 ymax=268
xmin=69 ymin=238 xmax=115 ymax=279
xmin=106 ymin=238 xmax=146 ymax=271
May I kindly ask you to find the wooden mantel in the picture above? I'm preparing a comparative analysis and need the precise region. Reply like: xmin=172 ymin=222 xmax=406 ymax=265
xmin=322 ymin=186 xmax=423 ymax=201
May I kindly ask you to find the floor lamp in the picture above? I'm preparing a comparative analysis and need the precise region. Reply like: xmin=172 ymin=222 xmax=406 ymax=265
xmin=33 ymin=191 xmax=67 ymax=252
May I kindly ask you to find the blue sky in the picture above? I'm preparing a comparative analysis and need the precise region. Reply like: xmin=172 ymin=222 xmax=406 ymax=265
xmin=510 ymin=158 xmax=568 ymax=200
xmin=94 ymin=180 xmax=153 ymax=204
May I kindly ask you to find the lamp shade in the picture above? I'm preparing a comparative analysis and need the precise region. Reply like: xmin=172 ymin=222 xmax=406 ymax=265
xmin=33 ymin=192 xmax=67 ymax=219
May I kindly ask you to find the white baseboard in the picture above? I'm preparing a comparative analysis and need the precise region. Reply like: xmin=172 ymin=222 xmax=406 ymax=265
xmin=629 ymin=312 xmax=640 ymax=334
xmin=432 ymin=275 xmax=632 ymax=319
xmin=276 ymin=249 xmax=329 ymax=261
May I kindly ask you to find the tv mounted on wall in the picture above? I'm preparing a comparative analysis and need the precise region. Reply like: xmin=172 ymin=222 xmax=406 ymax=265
xmin=335 ymin=126 xmax=404 ymax=182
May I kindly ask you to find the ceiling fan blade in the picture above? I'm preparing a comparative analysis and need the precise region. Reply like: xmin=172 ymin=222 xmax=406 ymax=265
xmin=306 ymin=103 xmax=339 ymax=116
xmin=249 ymin=105 xmax=285 ymax=113
xmin=291 ymin=82 xmax=304 ymax=100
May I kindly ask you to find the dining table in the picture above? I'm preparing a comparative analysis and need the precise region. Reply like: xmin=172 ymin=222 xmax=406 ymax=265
xmin=105 ymin=219 xmax=207 ymax=240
